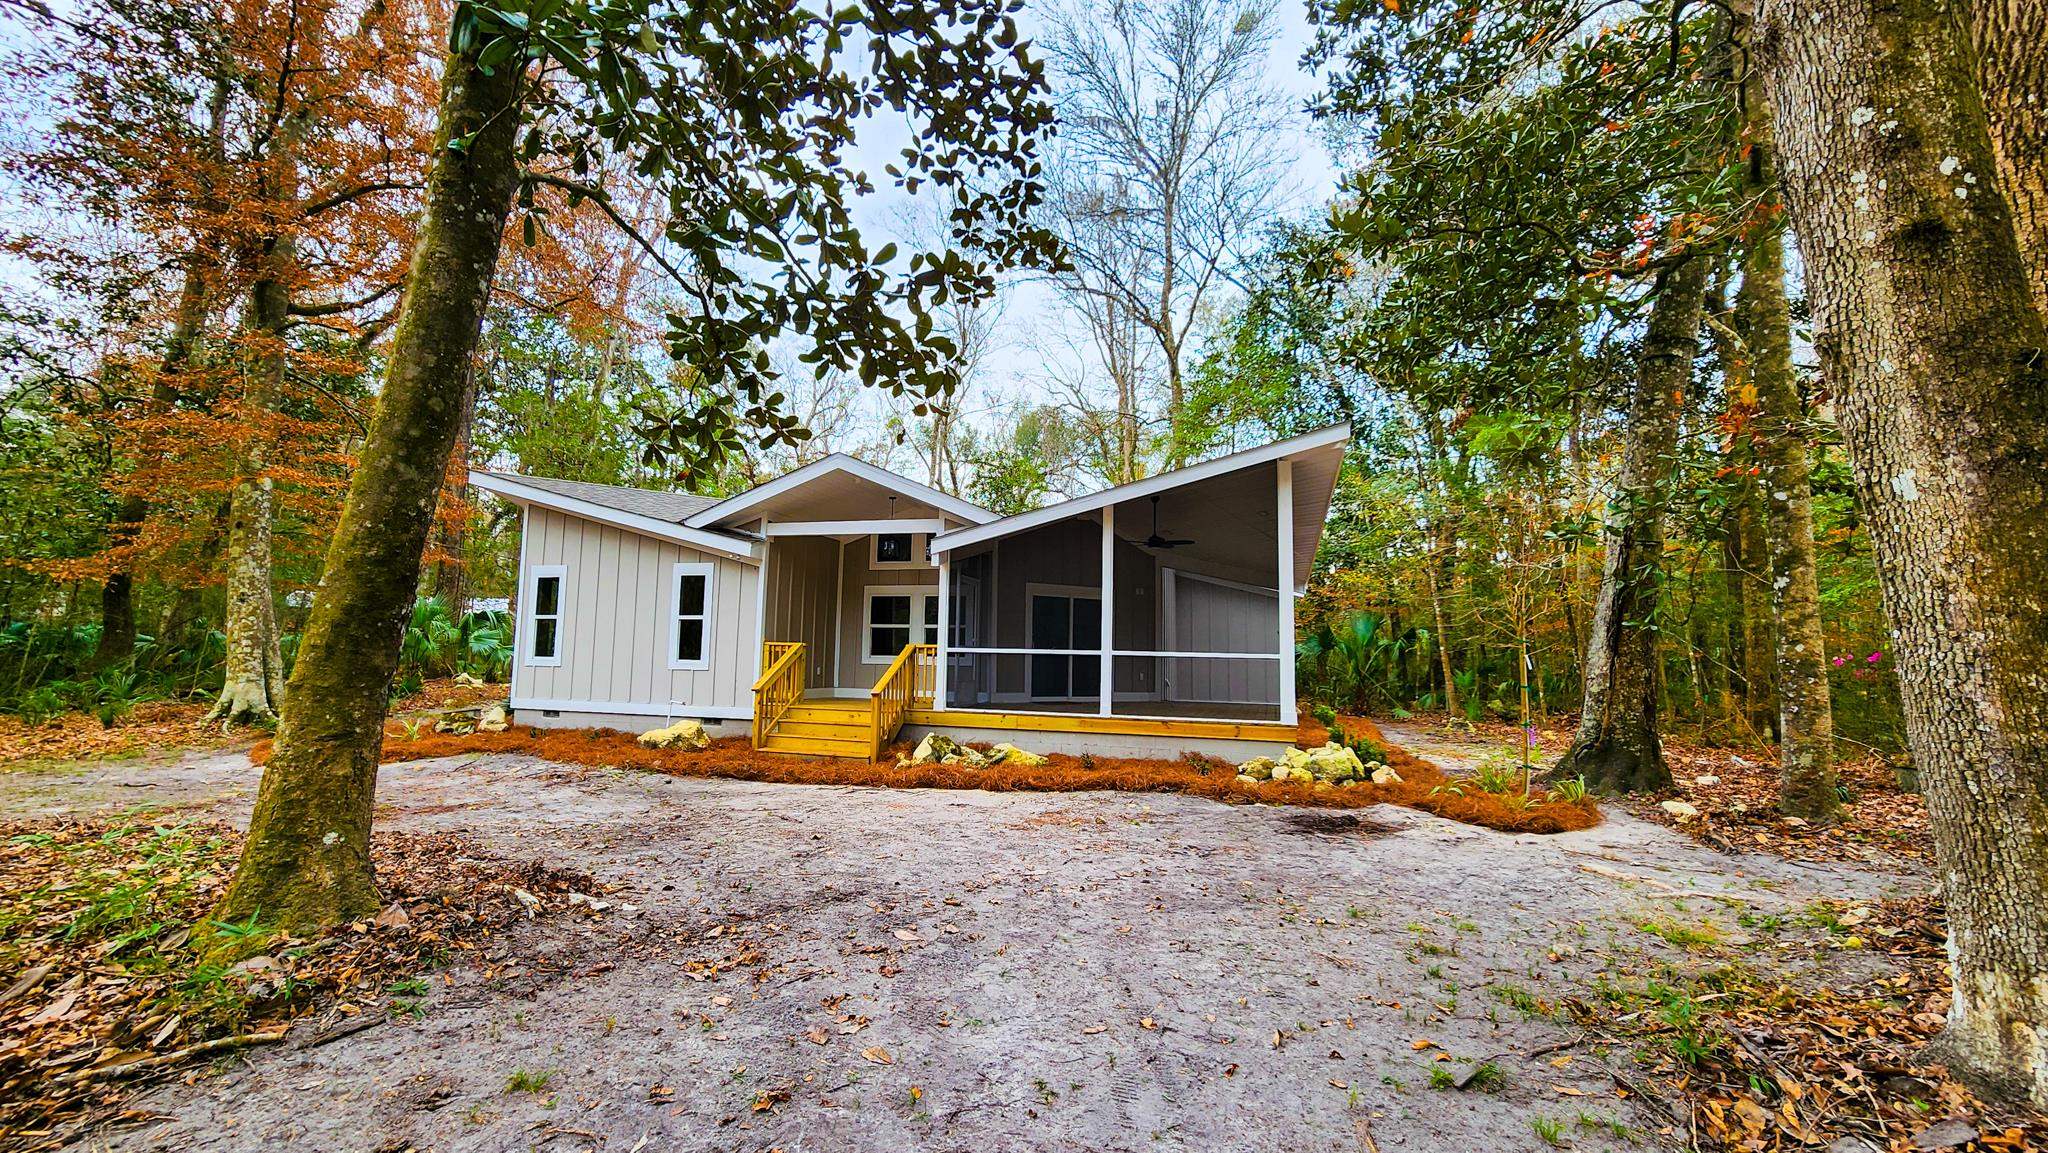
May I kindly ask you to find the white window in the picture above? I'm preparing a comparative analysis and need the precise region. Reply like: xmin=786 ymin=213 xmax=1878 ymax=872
xmin=871 ymin=532 xmax=929 ymax=569
xmin=525 ymin=564 xmax=565 ymax=667
xmin=862 ymin=586 xmax=939 ymax=663
xmin=669 ymin=562 xmax=715 ymax=670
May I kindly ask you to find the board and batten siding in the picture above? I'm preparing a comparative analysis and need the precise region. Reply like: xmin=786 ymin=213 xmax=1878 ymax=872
xmin=513 ymin=505 xmax=758 ymax=718
xmin=762 ymin=535 xmax=838 ymax=687
xmin=1165 ymin=571 xmax=1279 ymax=705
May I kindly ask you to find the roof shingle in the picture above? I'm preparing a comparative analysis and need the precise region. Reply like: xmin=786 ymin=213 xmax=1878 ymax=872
xmin=477 ymin=472 xmax=720 ymax=524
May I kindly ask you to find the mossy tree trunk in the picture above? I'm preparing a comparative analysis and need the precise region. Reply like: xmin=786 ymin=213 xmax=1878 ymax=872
xmin=208 ymin=268 xmax=289 ymax=725
xmin=1556 ymin=253 xmax=1709 ymax=793
xmin=209 ymin=48 xmax=526 ymax=939
xmin=1731 ymin=1 xmax=1837 ymax=823
xmin=1762 ymin=0 xmax=2048 ymax=1105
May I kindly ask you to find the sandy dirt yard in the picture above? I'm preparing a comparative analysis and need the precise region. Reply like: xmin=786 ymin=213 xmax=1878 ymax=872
xmin=4 ymin=727 xmax=1927 ymax=1153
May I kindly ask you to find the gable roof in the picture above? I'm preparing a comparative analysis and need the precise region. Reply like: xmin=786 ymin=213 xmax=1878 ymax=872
xmin=931 ymin=423 xmax=1352 ymax=590
xmin=468 ymin=471 xmax=759 ymax=562
xmin=684 ymin=453 xmax=997 ymax=529
xmin=484 ymin=472 xmax=723 ymax=523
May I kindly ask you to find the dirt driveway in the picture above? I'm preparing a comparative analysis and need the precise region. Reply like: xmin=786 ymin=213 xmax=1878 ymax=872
xmin=6 ymin=731 xmax=1924 ymax=1153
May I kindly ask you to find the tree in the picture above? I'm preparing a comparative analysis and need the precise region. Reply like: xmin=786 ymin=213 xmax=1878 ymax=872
xmin=1758 ymin=0 xmax=2048 ymax=1106
xmin=1557 ymin=254 xmax=1708 ymax=792
xmin=1040 ymin=0 xmax=1293 ymax=474
xmin=210 ymin=0 xmax=1060 ymax=939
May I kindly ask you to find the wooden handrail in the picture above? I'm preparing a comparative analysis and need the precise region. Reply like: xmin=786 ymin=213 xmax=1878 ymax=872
xmin=752 ymin=642 xmax=806 ymax=747
xmin=869 ymin=643 xmax=937 ymax=760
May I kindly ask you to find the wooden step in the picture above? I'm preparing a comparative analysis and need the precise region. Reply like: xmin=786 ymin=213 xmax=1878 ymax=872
xmin=776 ymin=718 xmax=869 ymax=739
xmin=761 ymin=733 xmax=872 ymax=759
xmin=783 ymin=704 xmax=869 ymax=724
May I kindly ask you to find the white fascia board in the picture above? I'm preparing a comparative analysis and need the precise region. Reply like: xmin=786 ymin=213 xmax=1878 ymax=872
xmin=469 ymin=471 xmax=762 ymax=563
xmin=932 ymin=423 xmax=1352 ymax=554
xmin=763 ymin=518 xmax=947 ymax=537
xmin=682 ymin=453 xmax=997 ymax=529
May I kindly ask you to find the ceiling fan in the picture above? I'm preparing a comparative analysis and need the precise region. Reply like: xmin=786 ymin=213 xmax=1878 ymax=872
xmin=1142 ymin=495 xmax=1195 ymax=550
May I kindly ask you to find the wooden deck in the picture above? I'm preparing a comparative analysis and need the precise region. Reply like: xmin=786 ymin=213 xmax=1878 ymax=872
xmin=903 ymin=707 xmax=1298 ymax=743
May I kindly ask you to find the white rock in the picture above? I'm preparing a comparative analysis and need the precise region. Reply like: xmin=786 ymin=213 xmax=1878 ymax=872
xmin=1660 ymin=800 xmax=1701 ymax=822
xmin=1371 ymin=766 xmax=1403 ymax=786
xmin=638 ymin=719 xmax=710 ymax=751
xmin=1692 ymin=774 xmax=1720 ymax=787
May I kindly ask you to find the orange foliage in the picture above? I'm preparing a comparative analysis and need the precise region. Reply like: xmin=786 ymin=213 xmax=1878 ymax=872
xmin=255 ymin=713 xmax=1601 ymax=836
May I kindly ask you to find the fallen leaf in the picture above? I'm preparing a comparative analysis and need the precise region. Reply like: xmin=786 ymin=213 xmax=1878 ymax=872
xmin=860 ymin=1046 xmax=893 ymax=1065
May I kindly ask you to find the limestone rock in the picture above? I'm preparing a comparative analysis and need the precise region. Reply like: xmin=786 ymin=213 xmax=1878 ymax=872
xmin=1304 ymin=743 xmax=1364 ymax=782
xmin=1659 ymin=799 xmax=1701 ymax=822
xmin=988 ymin=743 xmax=1047 ymax=767
xmin=638 ymin=719 xmax=710 ymax=751
xmin=478 ymin=705 xmax=509 ymax=733
xmin=1692 ymin=773 xmax=1720 ymax=787
xmin=1371 ymin=766 xmax=1403 ymax=786
xmin=1236 ymin=756 xmax=1276 ymax=782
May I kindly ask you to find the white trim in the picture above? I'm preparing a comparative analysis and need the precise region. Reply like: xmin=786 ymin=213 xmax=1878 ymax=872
xmin=469 ymin=471 xmax=761 ymax=562
xmin=512 ymin=697 xmax=751 ymax=721
xmin=930 ymin=423 xmax=1351 ymax=554
xmin=1099 ymin=505 xmax=1115 ymax=717
xmin=869 ymin=531 xmax=931 ymax=570
xmin=1277 ymin=459 xmax=1297 ymax=726
xmin=860 ymin=585 xmax=939 ymax=664
xmin=509 ymin=507 xmax=531 ymax=701
xmin=764 ymin=518 xmax=946 ymax=537
xmin=684 ymin=453 xmax=996 ymax=529
xmin=668 ymin=561 xmax=715 ymax=671
xmin=523 ymin=564 xmax=566 ymax=667
xmin=753 ymin=545 xmax=769 ymax=686
xmin=947 ymin=647 xmax=1278 ymax=659
xmin=934 ymin=554 xmax=951 ymax=709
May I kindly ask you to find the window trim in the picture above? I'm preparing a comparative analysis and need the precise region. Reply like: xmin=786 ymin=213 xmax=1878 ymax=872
xmin=869 ymin=532 xmax=929 ymax=570
xmin=668 ymin=561 xmax=716 ymax=672
xmin=524 ymin=564 xmax=566 ymax=667
xmin=861 ymin=584 xmax=938 ymax=664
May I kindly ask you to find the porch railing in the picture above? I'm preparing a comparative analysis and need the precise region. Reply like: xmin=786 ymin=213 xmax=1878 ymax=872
xmin=869 ymin=643 xmax=937 ymax=759
xmin=752 ymin=641 xmax=807 ymax=747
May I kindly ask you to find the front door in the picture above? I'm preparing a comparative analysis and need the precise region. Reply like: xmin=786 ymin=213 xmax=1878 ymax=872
xmin=1029 ymin=591 xmax=1101 ymax=701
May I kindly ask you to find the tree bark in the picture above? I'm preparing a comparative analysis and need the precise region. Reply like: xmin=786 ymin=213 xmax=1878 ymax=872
xmin=207 ymin=270 xmax=289 ymax=725
xmin=208 ymin=47 xmax=526 ymax=940
xmin=1761 ymin=0 xmax=2048 ymax=1105
xmin=1556 ymin=254 xmax=1709 ymax=793
xmin=1959 ymin=0 xmax=2047 ymax=313
xmin=1731 ymin=3 xmax=1838 ymax=822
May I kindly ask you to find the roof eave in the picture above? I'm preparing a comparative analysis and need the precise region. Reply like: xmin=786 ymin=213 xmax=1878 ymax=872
xmin=469 ymin=471 xmax=763 ymax=563
xmin=681 ymin=453 xmax=997 ymax=530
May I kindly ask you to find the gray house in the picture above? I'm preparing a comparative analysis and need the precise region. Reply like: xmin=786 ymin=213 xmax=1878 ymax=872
xmin=471 ymin=423 xmax=1348 ymax=761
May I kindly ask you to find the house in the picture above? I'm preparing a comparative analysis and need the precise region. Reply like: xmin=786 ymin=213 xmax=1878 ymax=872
xmin=469 ymin=423 xmax=1349 ymax=762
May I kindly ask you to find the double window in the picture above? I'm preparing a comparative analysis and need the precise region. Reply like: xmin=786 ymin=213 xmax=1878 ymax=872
xmin=863 ymin=587 xmax=939 ymax=663
xmin=525 ymin=564 xmax=565 ymax=666
xmin=669 ymin=562 xmax=714 ymax=670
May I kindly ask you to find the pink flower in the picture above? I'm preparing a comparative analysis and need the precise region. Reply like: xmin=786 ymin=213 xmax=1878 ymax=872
xmin=1831 ymin=655 xmax=1848 ymax=668
xmin=1866 ymin=651 xmax=1884 ymax=664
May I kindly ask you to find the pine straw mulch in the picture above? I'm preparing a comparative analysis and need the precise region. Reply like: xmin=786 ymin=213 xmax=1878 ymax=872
xmin=1566 ymin=892 xmax=2046 ymax=1152
xmin=0 ymin=817 xmax=605 ymax=1151
xmin=1628 ymin=743 xmax=1932 ymax=866
xmin=315 ymin=712 xmax=1601 ymax=836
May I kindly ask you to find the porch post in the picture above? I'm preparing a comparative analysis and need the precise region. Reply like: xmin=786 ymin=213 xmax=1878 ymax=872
xmin=1276 ymin=462 xmax=1297 ymax=725
xmin=934 ymin=550 xmax=951 ymax=709
xmin=754 ymin=528 xmax=772 ymax=687
xmin=1100 ymin=504 xmax=1115 ymax=717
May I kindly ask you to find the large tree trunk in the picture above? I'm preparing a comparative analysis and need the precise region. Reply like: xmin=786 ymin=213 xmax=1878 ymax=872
xmin=94 ymin=261 xmax=213 ymax=669
xmin=1761 ymin=0 xmax=2048 ymax=1106
xmin=1730 ymin=6 xmax=1837 ymax=822
xmin=208 ymin=49 xmax=526 ymax=940
xmin=1556 ymin=254 xmax=1709 ymax=793
xmin=1960 ymin=0 xmax=2046 ymax=312
xmin=207 ymin=271 xmax=288 ymax=725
